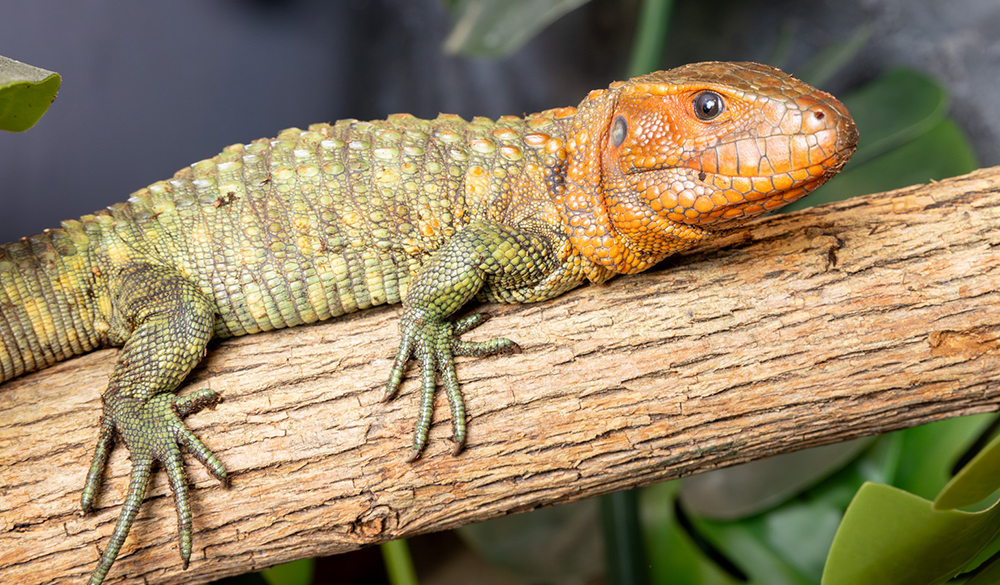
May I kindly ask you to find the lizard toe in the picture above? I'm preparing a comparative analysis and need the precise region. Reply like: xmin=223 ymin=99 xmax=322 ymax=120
xmin=83 ymin=391 xmax=226 ymax=585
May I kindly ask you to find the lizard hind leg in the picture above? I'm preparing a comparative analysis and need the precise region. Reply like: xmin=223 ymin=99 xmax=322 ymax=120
xmin=79 ymin=263 xmax=225 ymax=585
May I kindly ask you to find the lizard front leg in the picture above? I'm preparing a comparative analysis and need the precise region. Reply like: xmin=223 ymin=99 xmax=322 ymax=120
xmin=383 ymin=220 xmax=561 ymax=460
xmin=80 ymin=263 xmax=224 ymax=585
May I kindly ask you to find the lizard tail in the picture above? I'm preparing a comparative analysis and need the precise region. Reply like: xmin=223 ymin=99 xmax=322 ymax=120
xmin=0 ymin=228 xmax=105 ymax=383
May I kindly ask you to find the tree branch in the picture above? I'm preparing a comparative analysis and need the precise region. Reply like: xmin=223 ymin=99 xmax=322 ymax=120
xmin=3 ymin=167 xmax=1000 ymax=584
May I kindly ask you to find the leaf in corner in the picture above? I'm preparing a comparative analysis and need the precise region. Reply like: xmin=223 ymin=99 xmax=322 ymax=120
xmin=821 ymin=482 xmax=1000 ymax=585
xmin=0 ymin=55 xmax=60 ymax=132
xmin=260 ymin=558 xmax=314 ymax=585
xmin=936 ymin=431 xmax=1000 ymax=512
xmin=965 ymin=555 xmax=1000 ymax=585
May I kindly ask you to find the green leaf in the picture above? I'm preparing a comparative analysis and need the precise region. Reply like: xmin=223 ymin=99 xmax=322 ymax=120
xmin=965 ymin=555 xmax=1000 ymax=585
xmin=843 ymin=68 xmax=950 ymax=168
xmin=963 ymin=535 xmax=1000 ymax=578
xmin=601 ymin=490 xmax=650 ymax=585
xmin=443 ymin=0 xmax=591 ymax=57
xmin=625 ymin=0 xmax=675 ymax=77
xmin=261 ymin=558 xmax=314 ymax=585
xmin=640 ymin=481 xmax=742 ymax=585
xmin=0 ymin=55 xmax=60 ymax=132
xmin=802 ymin=118 xmax=977 ymax=206
xmin=689 ymin=437 xmax=907 ymax=585
xmin=793 ymin=23 xmax=872 ymax=88
xmin=691 ymin=514 xmax=819 ymax=585
xmin=381 ymin=539 xmax=419 ymax=585
xmin=891 ymin=413 xmax=995 ymax=501
xmin=821 ymin=483 xmax=1000 ymax=585
xmin=937 ymin=432 xmax=1000 ymax=512
xmin=765 ymin=22 xmax=796 ymax=71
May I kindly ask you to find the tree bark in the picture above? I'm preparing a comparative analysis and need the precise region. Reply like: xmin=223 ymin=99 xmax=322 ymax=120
xmin=2 ymin=167 xmax=1000 ymax=584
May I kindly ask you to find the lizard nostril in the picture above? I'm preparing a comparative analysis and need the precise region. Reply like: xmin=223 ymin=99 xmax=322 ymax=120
xmin=804 ymin=104 xmax=835 ymax=132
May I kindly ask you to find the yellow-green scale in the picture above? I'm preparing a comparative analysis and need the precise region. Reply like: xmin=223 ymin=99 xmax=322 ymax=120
xmin=0 ymin=222 xmax=105 ymax=382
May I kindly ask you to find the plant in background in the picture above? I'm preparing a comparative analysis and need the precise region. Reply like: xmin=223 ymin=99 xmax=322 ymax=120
xmin=0 ymin=55 xmax=59 ymax=133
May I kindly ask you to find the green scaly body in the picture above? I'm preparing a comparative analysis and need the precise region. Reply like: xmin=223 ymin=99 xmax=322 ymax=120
xmin=0 ymin=113 xmax=601 ymax=380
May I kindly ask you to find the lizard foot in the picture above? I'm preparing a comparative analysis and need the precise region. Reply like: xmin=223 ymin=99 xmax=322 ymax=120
xmin=383 ymin=311 xmax=519 ymax=460
xmin=81 ymin=388 xmax=226 ymax=585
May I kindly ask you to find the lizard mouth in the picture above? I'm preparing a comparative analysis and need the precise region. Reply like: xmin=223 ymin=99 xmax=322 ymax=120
xmin=644 ymin=163 xmax=841 ymax=229
xmin=669 ymin=122 xmax=859 ymax=228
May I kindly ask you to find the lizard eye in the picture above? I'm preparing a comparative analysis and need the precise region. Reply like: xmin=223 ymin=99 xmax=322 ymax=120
xmin=693 ymin=91 xmax=724 ymax=121
xmin=610 ymin=115 xmax=628 ymax=147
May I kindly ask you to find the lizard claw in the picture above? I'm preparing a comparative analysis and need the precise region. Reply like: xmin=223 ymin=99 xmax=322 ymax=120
xmin=384 ymin=310 xmax=518 ymax=459
xmin=81 ymin=389 xmax=226 ymax=585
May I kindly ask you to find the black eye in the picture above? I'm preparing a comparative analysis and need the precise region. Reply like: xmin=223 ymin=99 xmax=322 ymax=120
xmin=693 ymin=91 xmax=724 ymax=121
xmin=610 ymin=115 xmax=628 ymax=147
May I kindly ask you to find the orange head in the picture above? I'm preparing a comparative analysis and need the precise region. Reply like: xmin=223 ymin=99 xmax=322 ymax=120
xmin=558 ymin=61 xmax=858 ymax=274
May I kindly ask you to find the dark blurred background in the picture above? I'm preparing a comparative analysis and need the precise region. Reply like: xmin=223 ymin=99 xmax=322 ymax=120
xmin=2 ymin=0 xmax=999 ymax=243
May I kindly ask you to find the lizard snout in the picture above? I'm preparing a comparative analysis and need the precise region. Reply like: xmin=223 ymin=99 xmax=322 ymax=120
xmin=803 ymin=93 xmax=859 ymax=164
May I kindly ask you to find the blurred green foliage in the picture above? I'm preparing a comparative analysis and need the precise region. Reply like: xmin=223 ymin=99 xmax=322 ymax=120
xmin=442 ymin=0 xmax=592 ymax=57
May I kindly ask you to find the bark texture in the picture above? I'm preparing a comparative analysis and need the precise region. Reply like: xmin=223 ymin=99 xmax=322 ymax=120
xmin=2 ymin=167 xmax=1000 ymax=584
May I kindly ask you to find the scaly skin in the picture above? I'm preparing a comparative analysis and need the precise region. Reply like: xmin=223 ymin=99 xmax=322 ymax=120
xmin=0 ymin=62 xmax=856 ymax=583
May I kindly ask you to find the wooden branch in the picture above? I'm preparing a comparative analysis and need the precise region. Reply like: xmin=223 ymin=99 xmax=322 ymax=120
xmin=3 ymin=167 xmax=1000 ymax=584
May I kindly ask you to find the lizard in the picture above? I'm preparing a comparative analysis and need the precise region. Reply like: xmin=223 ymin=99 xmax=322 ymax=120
xmin=0 ymin=61 xmax=857 ymax=583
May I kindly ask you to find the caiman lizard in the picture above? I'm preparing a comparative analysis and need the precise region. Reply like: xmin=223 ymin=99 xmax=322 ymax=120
xmin=0 ymin=61 xmax=857 ymax=583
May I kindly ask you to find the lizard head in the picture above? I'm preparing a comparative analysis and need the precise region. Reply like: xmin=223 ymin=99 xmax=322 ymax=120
xmin=559 ymin=61 xmax=858 ymax=274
